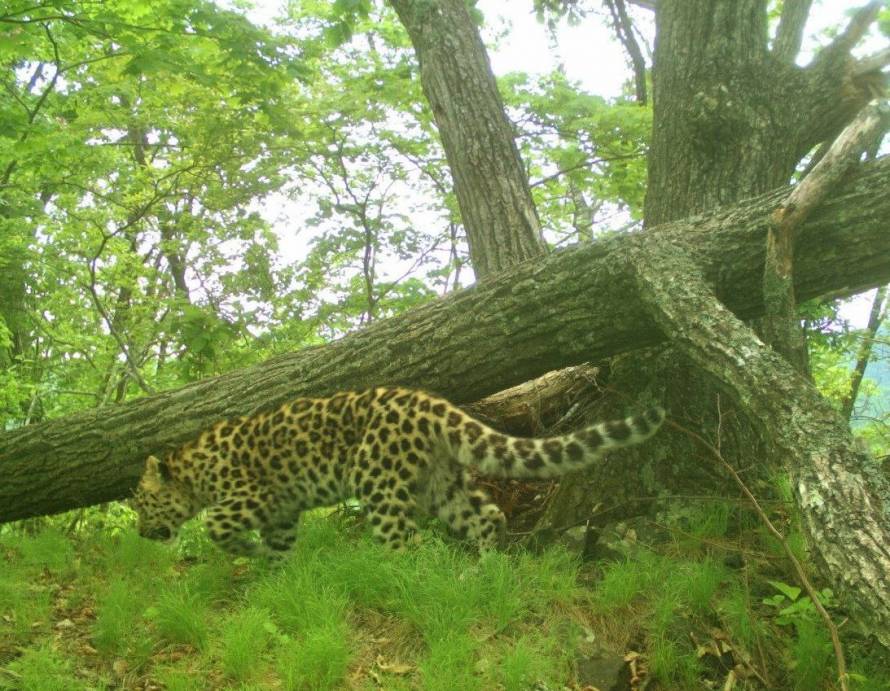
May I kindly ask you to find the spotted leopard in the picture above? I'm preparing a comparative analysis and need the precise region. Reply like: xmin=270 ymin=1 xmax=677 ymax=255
xmin=131 ymin=387 xmax=664 ymax=555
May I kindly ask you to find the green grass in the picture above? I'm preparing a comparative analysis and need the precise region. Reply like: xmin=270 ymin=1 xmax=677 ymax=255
xmin=0 ymin=644 xmax=82 ymax=691
xmin=648 ymin=637 xmax=702 ymax=689
xmin=218 ymin=607 xmax=271 ymax=683
xmin=495 ymin=634 xmax=566 ymax=690
xmin=417 ymin=631 xmax=478 ymax=691
xmin=0 ymin=575 xmax=52 ymax=647
xmin=93 ymin=580 xmax=150 ymax=658
xmin=2 ymin=507 xmax=890 ymax=689
xmin=152 ymin=583 xmax=211 ymax=650
xmin=276 ymin=622 xmax=353 ymax=690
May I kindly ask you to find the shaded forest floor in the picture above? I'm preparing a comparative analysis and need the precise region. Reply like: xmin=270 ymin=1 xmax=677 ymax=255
xmin=1 ymin=506 xmax=889 ymax=690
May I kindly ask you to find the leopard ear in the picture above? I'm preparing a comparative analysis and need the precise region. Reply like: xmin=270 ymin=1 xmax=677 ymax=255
xmin=143 ymin=455 xmax=171 ymax=489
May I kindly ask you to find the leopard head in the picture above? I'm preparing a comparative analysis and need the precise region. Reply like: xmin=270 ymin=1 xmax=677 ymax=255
xmin=130 ymin=455 xmax=200 ymax=542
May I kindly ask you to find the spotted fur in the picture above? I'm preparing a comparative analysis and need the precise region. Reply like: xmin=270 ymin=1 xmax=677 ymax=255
xmin=131 ymin=387 xmax=664 ymax=555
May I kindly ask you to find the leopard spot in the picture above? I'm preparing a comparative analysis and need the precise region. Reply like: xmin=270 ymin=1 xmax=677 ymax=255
xmin=579 ymin=428 xmax=603 ymax=450
xmin=524 ymin=454 xmax=544 ymax=471
xmin=605 ymin=420 xmax=632 ymax=441
xmin=291 ymin=400 xmax=312 ymax=413
xmin=633 ymin=415 xmax=653 ymax=436
xmin=464 ymin=421 xmax=482 ymax=442
xmin=513 ymin=439 xmax=535 ymax=457
xmin=543 ymin=440 xmax=563 ymax=463
xmin=566 ymin=442 xmax=584 ymax=461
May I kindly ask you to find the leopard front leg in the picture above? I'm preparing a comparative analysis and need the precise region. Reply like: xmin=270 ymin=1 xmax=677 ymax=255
xmin=261 ymin=510 xmax=302 ymax=554
xmin=204 ymin=492 xmax=277 ymax=558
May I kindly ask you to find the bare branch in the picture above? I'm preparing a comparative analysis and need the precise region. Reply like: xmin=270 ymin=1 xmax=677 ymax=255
xmin=854 ymin=46 xmax=890 ymax=77
xmin=604 ymin=0 xmax=648 ymax=104
xmin=842 ymin=285 xmax=888 ymax=420
xmin=776 ymin=100 xmax=890 ymax=233
xmin=761 ymin=100 xmax=890 ymax=367
xmin=825 ymin=1 xmax=882 ymax=59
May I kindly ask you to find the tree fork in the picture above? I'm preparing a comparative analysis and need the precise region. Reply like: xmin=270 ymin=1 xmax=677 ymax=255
xmin=1 ymin=156 xmax=890 ymax=524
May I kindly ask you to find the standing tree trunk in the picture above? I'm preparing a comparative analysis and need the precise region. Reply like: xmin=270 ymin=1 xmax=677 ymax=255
xmin=387 ymin=0 xmax=547 ymax=278
xmin=645 ymin=0 xmax=884 ymax=227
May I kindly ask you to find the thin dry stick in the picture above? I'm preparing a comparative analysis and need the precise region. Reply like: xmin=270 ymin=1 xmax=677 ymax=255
xmin=664 ymin=416 xmax=849 ymax=691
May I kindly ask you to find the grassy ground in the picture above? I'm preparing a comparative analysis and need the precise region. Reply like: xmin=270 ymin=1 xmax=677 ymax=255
xmin=1 ymin=505 xmax=889 ymax=690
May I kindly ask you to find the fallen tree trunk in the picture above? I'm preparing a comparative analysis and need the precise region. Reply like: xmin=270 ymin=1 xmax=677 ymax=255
xmin=630 ymin=239 xmax=890 ymax=648
xmin=1 ymin=157 xmax=889 ymax=523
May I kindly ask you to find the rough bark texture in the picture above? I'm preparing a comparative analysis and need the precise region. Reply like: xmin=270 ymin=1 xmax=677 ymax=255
xmin=630 ymin=240 xmax=890 ymax=648
xmin=387 ymin=0 xmax=546 ymax=278
xmin=1 ymin=156 xmax=889 ymax=523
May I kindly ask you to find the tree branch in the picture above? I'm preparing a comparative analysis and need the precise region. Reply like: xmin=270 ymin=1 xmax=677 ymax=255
xmin=762 ymin=100 xmax=890 ymax=369
xmin=842 ymin=284 xmax=888 ymax=420
xmin=604 ymin=0 xmax=648 ymax=104
xmin=772 ymin=0 xmax=813 ymax=64
xmin=854 ymin=47 xmax=890 ymax=77
xmin=825 ymin=1 xmax=883 ymax=59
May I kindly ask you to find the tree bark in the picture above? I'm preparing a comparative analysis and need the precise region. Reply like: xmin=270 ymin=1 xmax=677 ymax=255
xmin=629 ymin=240 xmax=890 ymax=648
xmin=387 ymin=0 xmax=546 ymax=278
xmin=1 ymin=155 xmax=889 ymax=523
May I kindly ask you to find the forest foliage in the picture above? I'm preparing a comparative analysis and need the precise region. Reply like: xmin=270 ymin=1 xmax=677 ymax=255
xmin=0 ymin=0 xmax=659 ymax=425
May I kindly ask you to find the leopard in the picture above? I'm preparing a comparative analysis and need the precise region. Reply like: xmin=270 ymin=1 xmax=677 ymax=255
xmin=130 ymin=386 xmax=664 ymax=556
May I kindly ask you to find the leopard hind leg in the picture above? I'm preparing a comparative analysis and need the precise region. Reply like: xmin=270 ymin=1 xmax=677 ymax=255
xmin=430 ymin=469 xmax=506 ymax=552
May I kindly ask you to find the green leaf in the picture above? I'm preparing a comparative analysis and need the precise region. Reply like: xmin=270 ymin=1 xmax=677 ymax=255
xmin=768 ymin=580 xmax=802 ymax=602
